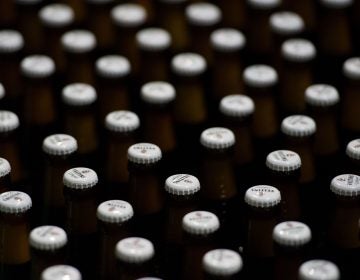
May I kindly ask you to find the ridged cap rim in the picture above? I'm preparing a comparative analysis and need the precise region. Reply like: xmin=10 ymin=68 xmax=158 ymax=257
xmin=141 ymin=81 xmax=176 ymax=104
xmin=115 ymin=237 xmax=155 ymax=263
xmin=270 ymin=11 xmax=305 ymax=35
xmin=0 ymin=110 xmax=19 ymax=132
xmin=136 ymin=28 xmax=172 ymax=51
xmin=21 ymin=55 xmax=55 ymax=78
xmin=29 ymin=226 xmax=67 ymax=251
xmin=165 ymin=174 xmax=200 ymax=195
xmin=243 ymin=64 xmax=278 ymax=88
xmin=41 ymin=265 xmax=82 ymax=280
xmin=97 ymin=200 xmax=134 ymax=223
xmin=281 ymin=39 xmax=316 ymax=62
xmin=171 ymin=52 xmax=207 ymax=76
xmin=305 ymin=84 xmax=339 ymax=107
xmin=42 ymin=134 xmax=78 ymax=156
xmin=95 ymin=55 xmax=131 ymax=78
xmin=281 ymin=115 xmax=316 ymax=137
xmin=0 ymin=158 xmax=11 ymax=177
xmin=200 ymin=127 xmax=235 ymax=150
xmin=266 ymin=150 xmax=302 ymax=172
xmin=0 ymin=191 xmax=32 ymax=214
xmin=182 ymin=211 xmax=220 ymax=235
xmin=62 ymin=83 xmax=97 ymax=106
xmin=273 ymin=221 xmax=312 ymax=247
xmin=105 ymin=110 xmax=140 ymax=133
xmin=245 ymin=185 xmax=281 ymax=208
xmin=210 ymin=28 xmax=246 ymax=52
xmin=346 ymin=139 xmax=360 ymax=160
xmin=299 ymin=260 xmax=340 ymax=280
xmin=61 ymin=30 xmax=96 ymax=53
xmin=219 ymin=94 xmax=255 ymax=118
xmin=63 ymin=167 xmax=98 ymax=189
xmin=127 ymin=143 xmax=162 ymax=164
xmin=330 ymin=174 xmax=360 ymax=197
xmin=202 ymin=249 xmax=243 ymax=276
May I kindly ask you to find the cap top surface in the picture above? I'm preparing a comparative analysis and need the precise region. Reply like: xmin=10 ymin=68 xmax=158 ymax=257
xmin=243 ymin=64 xmax=278 ymax=87
xmin=346 ymin=139 xmax=360 ymax=160
xmin=111 ymin=4 xmax=147 ymax=27
xmin=105 ymin=110 xmax=140 ymax=133
xmin=203 ymin=249 xmax=243 ymax=276
xmin=141 ymin=81 xmax=176 ymax=104
xmin=186 ymin=3 xmax=222 ymax=26
xmin=343 ymin=57 xmax=360 ymax=80
xmin=273 ymin=221 xmax=312 ymax=246
xmin=299 ymin=260 xmax=340 ymax=280
xmin=270 ymin=11 xmax=305 ymax=35
xmin=172 ymin=52 xmax=207 ymax=76
xmin=127 ymin=143 xmax=162 ymax=164
xmin=0 ymin=30 xmax=24 ymax=53
xmin=219 ymin=94 xmax=255 ymax=117
xmin=29 ymin=226 xmax=67 ymax=250
xmin=115 ymin=237 xmax=154 ymax=263
xmin=245 ymin=185 xmax=281 ymax=208
xmin=182 ymin=211 xmax=220 ymax=235
xmin=330 ymin=174 xmax=360 ymax=197
xmin=42 ymin=134 xmax=78 ymax=156
xmin=247 ymin=0 xmax=281 ymax=9
xmin=96 ymin=55 xmax=131 ymax=78
xmin=165 ymin=174 xmax=200 ymax=195
xmin=281 ymin=115 xmax=316 ymax=137
xmin=305 ymin=84 xmax=339 ymax=106
xmin=282 ymin=39 xmax=316 ymax=62
xmin=0 ymin=158 xmax=11 ymax=177
xmin=62 ymin=83 xmax=97 ymax=106
xmin=63 ymin=167 xmax=98 ymax=189
xmin=136 ymin=28 xmax=171 ymax=51
xmin=39 ymin=4 xmax=74 ymax=27
xmin=0 ymin=110 xmax=19 ymax=132
xmin=97 ymin=200 xmax=134 ymax=223
xmin=41 ymin=265 xmax=81 ymax=280
xmin=21 ymin=55 xmax=55 ymax=78
xmin=266 ymin=150 xmax=301 ymax=172
xmin=61 ymin=30 xmax=96 ymax=53
xmin=0 ymin=191 xmax=32 ymax=214
xmin=210 ymin=28 xmax=246 ymax=52
xmin=200 ymin=127 xmax=235 ymax=149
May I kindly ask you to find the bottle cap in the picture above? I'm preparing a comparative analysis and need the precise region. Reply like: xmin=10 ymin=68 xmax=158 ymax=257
xmin=42 ymin=134 xmax=78 ymax=156
xmin=39 ymin=4 xmax=75 ymax=27
xmin=273 ymin=221 xmax=312 ymax=247
xmin=62 ymin=83 xmax=97 ymax=106
xmin=0 ymin=83 xmax=4 ymax=100
xmin=61 ymin=30 xmax=96 ymax=53
xmin=182 ymin=211 xmax=220 ymax=235
xmin=281 ymin=39 xmax=316 ymax=63
xmin=281 ymin=115 xmax=316 ymax=137
xmin=330 ymin=174 xmax=360 ymax=197
xmin=0 ymin=110 xmax=19 ymax=132
xmin=343 ymin=57 xmax=360 ymax=80
xmin=171 ymin=52 xmax=207 ymax=77
xmin=202 ymin=249 xmax=243 ymax=276
xmin=243 ymin=64 xmax=278 ymax=88
xmin=127 ymin=143 xmax=162 ymax=164
xmin=141 ymin=81 xmax=176 ymax=104
xmin=115 ymin=237 xmax=155 ymax=263
xmin=63 ymin=167 xmax=98 ymax=190
xmin=270 ymin=11 xmax=305 ymax=36
xmin=305 ymin=84 xmax=339 ymax=107
xmin=136 ymin=28 xmax=172 ymax=51
xmin=111 ymin=4 xmax=147 ymax=27
xmin=210 ymin=28 xmax=246 ymax=52
xmin=200 ymin=127 xmax=235 ymax=150
xmin=219 ymin=94 xmax=255 ymax=118
xmin=29 ymin=226 xmax=67 ymax=251
xmin=185 ymin=3 xmax=222 ymax=26
xmin=21 ymin=55 xmax=55 ymax=78
xmin=165 ymin=174 xmax=200 ymax=195
xmin=299 ymin=260 xmax=340 ymax=280
xmin=320 ymin=0 xmax=353 ymax=9
xmin=0 ymin=191 xmax=32 ymax=214
xmin=245 ymin=185 xmax=281 ymax=208
xmin=266 ymin=150 xmax=302 ymax=172
xmin=137 ymin=278 xmax=162 ymax=280
xmin=95 ymin=55 xmax=131 ymax=78
xmin=0 ymin=30 xmax=24 ymax=53
xmin=247 ymin=0 xmax=281 ymax=10
xmin=346 ymin=139 xmax=360 ymax=160
xmin=105 ymin=110 xmax=140 ymax=133
xmin=41 ymin=265 xmax=82 ymax=280
xmin=97 ymin=200 xmax=134 ymax=224
xmin=0 ymin=158 xmax=11 ymax=178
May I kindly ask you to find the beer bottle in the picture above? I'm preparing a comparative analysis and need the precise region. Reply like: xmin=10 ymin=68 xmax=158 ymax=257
xmin=95 ymin=55 xmax=132 ymax=120
xmin=136 ymin=28 xmax=172 ymax=83
xmin=243 ymin=64 xmax=279 ymax=159
xmin=171 ymin=52 xmax=207 ymax=172
xmin=245 ymin=0 xmax=281 ymax=63
xmin=244 ymin=185 xmax=281 ymax=279
xmin=104 ymin=111 xmax=140 ymax=199
xmin=42 ymin=134 xmax=78 ymax=226
xmin=115 ymin=237 xmax=156 ymax=280
xmin=181 ymin=210 xmax=220 ymax=280
xmin=155 ymin=0 xmax=189 ymax=52
xmin=111 ymin=3 xmax=147 ymax=75
xmin=0 ymin=0 xmax=16 ymax=28
xmin=269 ymin=11 xmax=305 ymax=69
xmin=266 ymin=150 xmax=302 ymax=220
xmin=61 ymin=30 xmax=96 ymax=85
xmin=219 ymin=94 xmax=255 ymax=188
xmin=273 ymin=221 xmax=312 ymax=280
xmin=61 ymin=83 xmax=98 ymax=168
xmin=0 ymin=191 xmax=32 ymax=279
xmin=39 ymin=4 xmax=75 ymax=75
xmin=328 ymin=174 xmax=360 ymax=280
xmin=298 ymin=259 xmax=340 ymax=280
xmin=341 ymin=57 xmax=360 ymax=141
xmin=279 ymin=39 xmax=316 ymax=115
xmin=15 ymin=0 xmax=44 ymax=54
xmin=63 ymin=167 xmax=99 ymax=280
xmin=0 ymin=110 xmax=25 ymax=184
xmin=140 ymin=81 xmax=176 ymax=173
xmin=199 ymin=127 xmax=238 ymax=247
xmin=217 ymin=0 xmax=247 ymax=29
xmin=127 ymin=143 xmax=164 ymax=242
xmin=0 ymin=30 xmax=24 ymax=107
xmin=29 ymin=225 xmax=68 ymax=280
xmin=41 ymin=264 xmax=82 ymax=280
xmin=0 ymin=158 xmax=11 ymax=193
xmin=202 ymin=248 xmax=243 ymax=279
xmin=345 ymin=139 xmax=360 ymax=175
xmin=185 ymin=2 xmax=222 ymax=63
xmin=163 ymin=174 xmax=200 ymax=279
xmin=210 ymin=28 xmax=246 ymax=104
xmin=97 ymin=200 xmax=134 ymax=280
xmin=86 ymin=0 xmax=115 ymax=53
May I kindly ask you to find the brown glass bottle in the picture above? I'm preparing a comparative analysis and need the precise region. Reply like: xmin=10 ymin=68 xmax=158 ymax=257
xmin=29 ymin=225 xmax=67 ymax=280
xmin=273 ymin=221 xmax=312 ymax=280
xmin=95 ymin=55 xmax=132 ymax=121
xmin=97 ymin=200 xmax=133 ymax=280
xmin=298 ymin=260 xmax=340 ymax=280
xmin=115 ymin=237 xmax=156 ymax=280
xmin=0 ymin=158 xmax=11 ymax=194
xmin=63 ymin=167 xmax=99 ymax=280
xmin=217 ymin=0 xmax=246 ymax=29
xmin=0 ymin=191 xmax=32 ymax=279
xmin=181 ymin=210 xmax=220 ymax=280
xmin=42 ymin=134 xmax=78 ymax=226
xmin=185 ymin=2 xmax=222 ymax=63
xmin=61 ymin=30 xmax=96 ymax=85
xmin=283 ymin=0 xmax=316 ymax=33
xmin=199 ymin=127 xmax=239 ymax=248
xmin=244 ymin=185 xmax=281 ymax=279
xmin=61 ymin=83 xmax=99 ymax=169
xmin=210 ymin=28 xmax=246 ymax=104
xmin=41 ymin=264 xmax=82 ymax=280
xmin=104 ymin=111 xmax=140 ymax=200
xmin=266 ymin=150 xmax=302 ymax=220
xmin=346 ymin=139 xmax=360 ymax=175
